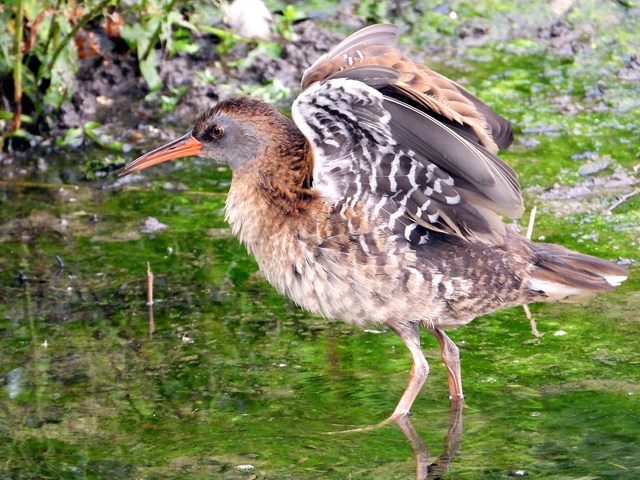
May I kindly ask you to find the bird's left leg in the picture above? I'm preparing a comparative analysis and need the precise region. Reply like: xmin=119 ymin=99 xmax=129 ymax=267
xmin=327 ymin=322 xmax=428 ymax=434
xmin=429 ymin=327 xmax=464 ymax=401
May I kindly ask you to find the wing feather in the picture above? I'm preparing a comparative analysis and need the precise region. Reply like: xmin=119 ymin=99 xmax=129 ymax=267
xmin=292 ymin=78 xmax=523 ymax=245
xmin=382 ymin=96 xmax=523 ymax=218
xmin=302 ymin=24 xmax=399 ymax=87
xmin=294 ymin=24 xmax=523 ymax=245
xmin=301 ymin=24 xmax=514 ymax=155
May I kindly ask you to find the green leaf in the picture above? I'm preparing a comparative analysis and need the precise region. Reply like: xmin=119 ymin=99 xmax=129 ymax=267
xmin=0 ymin=111 xmax=34 ymax=123
xmin=119 ymin=23 xmax=148 ymax=52
xmin=56 ymin=127 xmax=83 ymax=148
xmin=139 ymin=52 xmax=162 ymax=91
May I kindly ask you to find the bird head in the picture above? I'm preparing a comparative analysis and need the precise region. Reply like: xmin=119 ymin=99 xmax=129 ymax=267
xmin=119 ymin=97 xmax=283 ymax=177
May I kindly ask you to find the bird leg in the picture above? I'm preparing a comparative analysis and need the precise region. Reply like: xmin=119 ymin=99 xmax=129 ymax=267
xmin=388 ymin=322 xmax=430 ymax=421
xmin=429 ymin=328 xmax=464 ymax=401
xmin=326 ymin=322 xmax=428 ymax=434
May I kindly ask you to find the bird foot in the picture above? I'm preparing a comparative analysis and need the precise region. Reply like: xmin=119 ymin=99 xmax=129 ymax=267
xmin=324 ymin=411 xmax=410 ymax=434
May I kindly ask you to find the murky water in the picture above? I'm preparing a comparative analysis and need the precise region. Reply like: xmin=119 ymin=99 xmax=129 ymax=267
xmin=2 ymin=1 xmax=640 ymax=478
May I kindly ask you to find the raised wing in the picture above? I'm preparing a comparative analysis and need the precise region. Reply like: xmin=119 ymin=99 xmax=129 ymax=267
xmin=292 ymin=79 xmax=521 ymax=245
xmin=301 ymin=24 xmax=514 ymax=153
xmin=302 ymin=23 xmax=399 ymax=86
xmin=293 ymin=24 xmax=523 ymax=245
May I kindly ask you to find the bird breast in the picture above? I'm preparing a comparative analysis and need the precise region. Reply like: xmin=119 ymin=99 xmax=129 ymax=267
xmin=224 ymin=181 xmax=456 ymax=328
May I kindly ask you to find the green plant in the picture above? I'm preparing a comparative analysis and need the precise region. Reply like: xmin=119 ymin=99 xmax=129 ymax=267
xmin=0 ymin=0 xmax=225 ymax=150
xmin=240 ymin=78 xmax=290 ymax=105
xmin=0 ymin=0 xmax=301 ymax=152
xmin=357 ymin=0 xmax=389 ymax=23
xmin=196 ymin=24 xmax=243 ymax=56
xmin=277 ymin=4 xmax=306 ymax=41
xmin=119 ymin=0 xmax=201 ymax=92
xmin=160 ymin=86 xmax=188 ymax=112
xmin=1 ymin=0 xmax=115 ymax=148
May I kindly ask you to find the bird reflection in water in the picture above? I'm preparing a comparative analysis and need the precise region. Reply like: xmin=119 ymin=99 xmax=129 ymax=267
xmin=396 ymin=402 xmax=463 ymax=480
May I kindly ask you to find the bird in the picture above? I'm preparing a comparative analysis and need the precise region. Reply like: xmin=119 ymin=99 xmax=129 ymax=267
xmin=120 ymin=24 xmax=628 ymax=424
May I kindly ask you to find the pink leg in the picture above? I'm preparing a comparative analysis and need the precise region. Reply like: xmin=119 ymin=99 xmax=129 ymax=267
xmin=388 ymin=322 xmax=430 ymax=420
xmin=430 ymin=327 xmax=464 ymax=401
xmin=327 ymin=323 xmax=429 ymax=433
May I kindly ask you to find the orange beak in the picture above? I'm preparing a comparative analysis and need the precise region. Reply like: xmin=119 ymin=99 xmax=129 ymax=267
xmin=119 ymin=133 xmax=203 ymax=177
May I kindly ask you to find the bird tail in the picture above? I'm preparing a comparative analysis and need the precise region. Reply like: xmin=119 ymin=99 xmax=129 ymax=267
xmin=528 ymin=243 xmax=628 ymax=302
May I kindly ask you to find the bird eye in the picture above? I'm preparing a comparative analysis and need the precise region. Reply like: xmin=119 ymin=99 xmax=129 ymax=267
xmin=211 ymin=125 xmax=224 ymax=138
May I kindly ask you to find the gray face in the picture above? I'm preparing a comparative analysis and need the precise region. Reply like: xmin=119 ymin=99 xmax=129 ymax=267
xmin=192 ymin=112 xmax=264 ymax=172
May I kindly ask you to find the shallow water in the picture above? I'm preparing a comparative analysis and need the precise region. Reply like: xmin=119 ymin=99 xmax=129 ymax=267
xmin=0 ymin=191 xmax=638 ymax=478
xmin=2 ymin=1 xmax=640 ymax=479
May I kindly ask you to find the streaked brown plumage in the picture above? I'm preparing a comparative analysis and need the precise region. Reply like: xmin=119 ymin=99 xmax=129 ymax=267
xmin=120 ymin=24 xmax=628 ymax=424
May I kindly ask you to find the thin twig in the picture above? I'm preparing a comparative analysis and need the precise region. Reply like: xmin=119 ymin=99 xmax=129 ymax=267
xmin=524 ymin=207 xmax=544 ymax=337
xmin=607 ymin=461 xmax=630 ymax=471
xmin=523 ymin=304 xmax=543 ymax=338
xmin=606 ymin=189 xmax=639 ymax=215
xmin=525 ymin=206 xmax=537 ymax=240
xmin=0 ymin=180 xmax=226 ymax=197
xmin=148 ymin=304 xmax=155 ymax=338
xmin=147 ymin=262 xmax=155 ymax=337
xmin=11 ymin=0 xmax=25 ymax=133
xmin=0 ymin=180 xmax=80 ymax=190
xmin=146 ymin=262 xmax=154 ymax=306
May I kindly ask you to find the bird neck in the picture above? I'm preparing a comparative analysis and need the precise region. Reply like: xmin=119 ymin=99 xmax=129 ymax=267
xmin=224 ymin=121 xmax=316 ymax=250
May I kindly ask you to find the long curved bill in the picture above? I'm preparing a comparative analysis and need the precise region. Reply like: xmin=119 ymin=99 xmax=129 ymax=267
xmin=119 ymin=132 xmax=203 ymax=177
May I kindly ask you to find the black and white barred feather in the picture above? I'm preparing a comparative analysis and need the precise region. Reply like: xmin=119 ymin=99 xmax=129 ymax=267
xmin=292 ymin=78 xmax=522 ymax=245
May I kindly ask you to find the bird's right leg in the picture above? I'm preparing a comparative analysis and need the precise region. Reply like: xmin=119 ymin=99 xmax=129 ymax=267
xmin=387 ymin=322 xmax=430 ymax=421
xmin=429 ymin=327 xmax=463 ymax=401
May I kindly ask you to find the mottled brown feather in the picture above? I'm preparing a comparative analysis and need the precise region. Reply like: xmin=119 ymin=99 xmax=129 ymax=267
xmin=301 ymin=26 xmax=511 ymax=154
